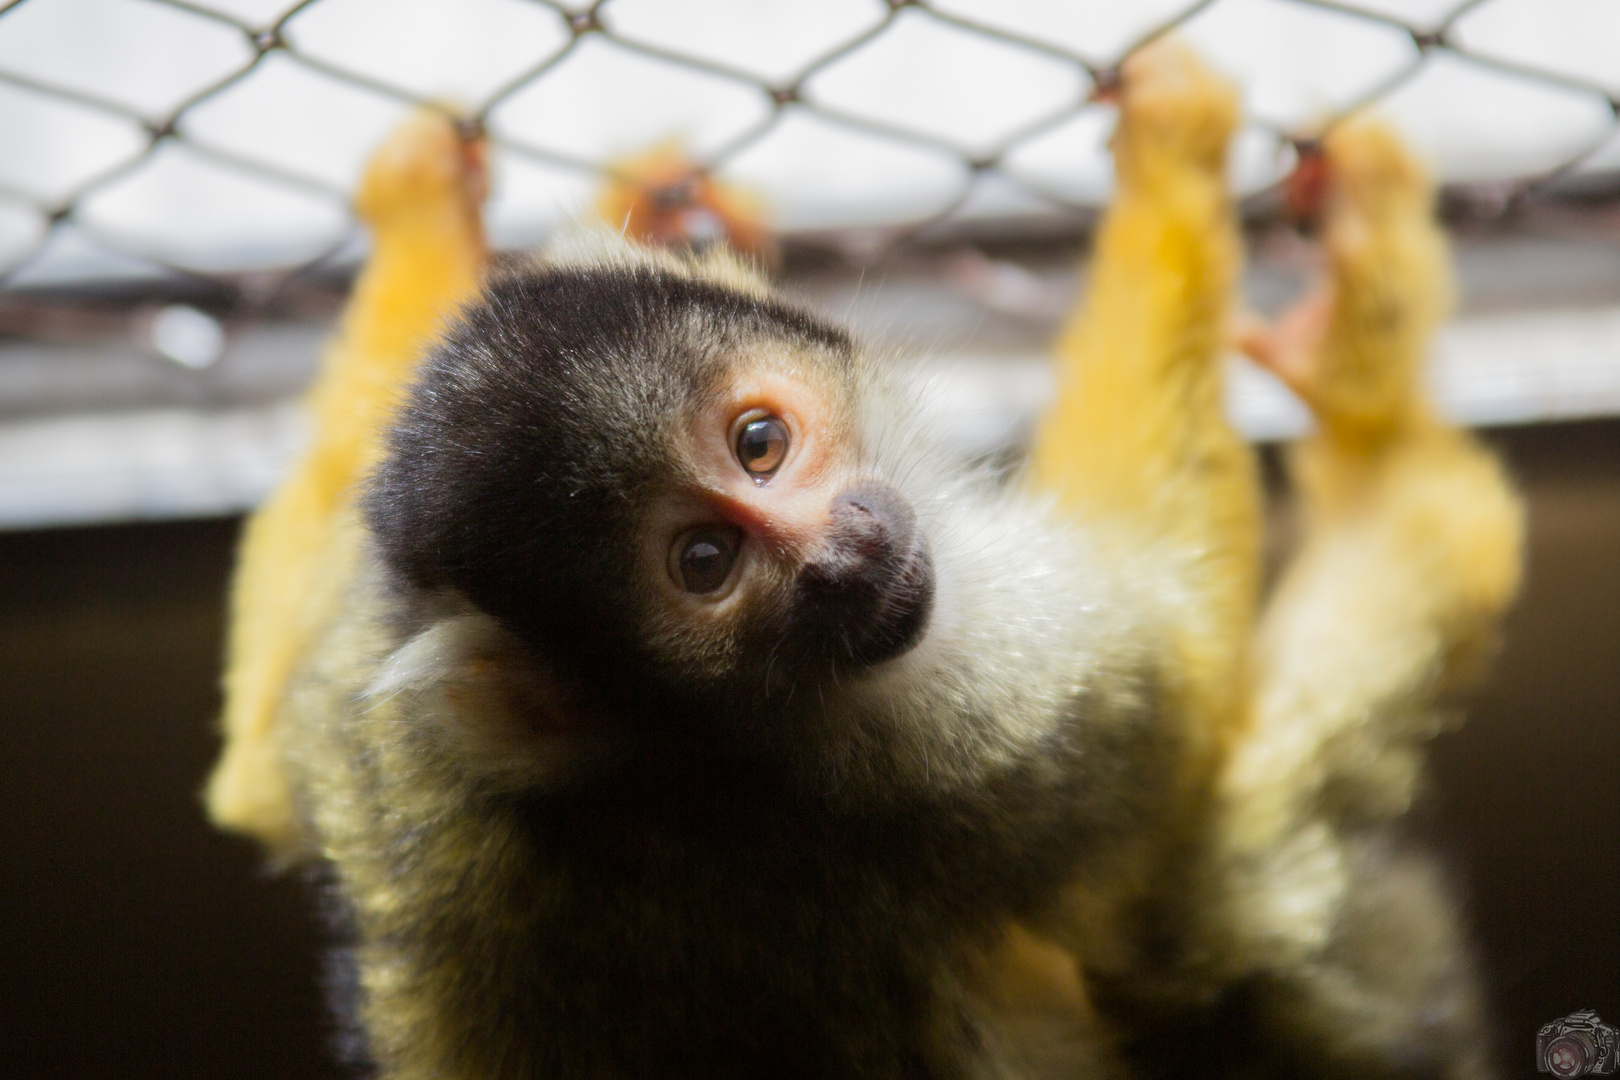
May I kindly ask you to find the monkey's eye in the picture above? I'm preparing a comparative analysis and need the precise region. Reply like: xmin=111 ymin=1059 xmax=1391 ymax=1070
xmin=735 ymin=416 xmax=788 ymax=480
xmin=671 ymin=526 xmax=742 ymax=595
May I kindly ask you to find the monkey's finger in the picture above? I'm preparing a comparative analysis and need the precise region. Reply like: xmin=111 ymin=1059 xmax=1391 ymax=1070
xmin=1229 ymin=310 xmax=1272 ymax=359
xmin=1114 ymin=35 xmax=1241 ymax=172
xmin=1238 ymin=289 xmax=1332 ymax=407
xmin=356 ymin=108 xmax=490 ymax=229
xmin=1285 ymin=142 xmax=1329 ymax=227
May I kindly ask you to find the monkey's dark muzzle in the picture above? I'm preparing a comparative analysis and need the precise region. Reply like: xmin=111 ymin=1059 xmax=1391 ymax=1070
xmin=795 ymin=483 xmax=935 ymax=668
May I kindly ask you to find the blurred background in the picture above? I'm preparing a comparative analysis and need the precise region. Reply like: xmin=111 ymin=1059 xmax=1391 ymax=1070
xmin=0 ymin=1 xmax=1614 ymax=1077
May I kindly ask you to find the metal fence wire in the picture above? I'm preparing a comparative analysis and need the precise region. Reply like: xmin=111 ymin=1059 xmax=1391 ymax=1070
xmin=0 ymin=0 xmax=1616 ymax=293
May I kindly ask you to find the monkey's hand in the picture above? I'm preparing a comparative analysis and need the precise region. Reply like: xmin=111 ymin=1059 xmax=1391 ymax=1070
xmin=1028 ymin=37 xmax=1260 ymax=765
xmin=1244 ymin=121 xmax=1450 ymax=442
xmin=1209 ymin=120 xmax=1522 ymax=1075
xmin=1107 ymin=36 xmax=1244 ymax=197
xmin=207 ymin=111 xmax=488 ymax=857
xmin=597 ymin=141 xmax=777 ymax=266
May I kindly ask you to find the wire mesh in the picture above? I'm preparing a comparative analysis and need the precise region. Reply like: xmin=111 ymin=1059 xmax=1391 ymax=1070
xmin=0 ymin=0 xmax=1615 ymax=294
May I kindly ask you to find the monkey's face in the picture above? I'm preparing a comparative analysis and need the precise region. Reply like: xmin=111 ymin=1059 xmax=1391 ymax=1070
xmin=368 ymin=260 xmax=940 ymax=766
xmin=638 ymin=356 xmax=935 ymax=697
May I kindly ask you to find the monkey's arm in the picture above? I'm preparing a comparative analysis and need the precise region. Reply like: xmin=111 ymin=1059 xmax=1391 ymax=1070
xmin=1224 ymin=118 xmax=1523 ymax=883
xmin=1213 ymin=120 xmax=1523 ymax=1074
xmin=1027 ymin=40 xmax=1262 ymax=754
xmin=206 ymin=113 xmax=488 ymax=855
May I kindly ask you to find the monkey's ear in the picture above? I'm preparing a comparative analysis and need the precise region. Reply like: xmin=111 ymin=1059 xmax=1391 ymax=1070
xmin=367 ymin=613 xmax=592 ymax=789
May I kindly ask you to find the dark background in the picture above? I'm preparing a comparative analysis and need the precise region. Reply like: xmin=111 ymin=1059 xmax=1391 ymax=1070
xmin=1 ymin=420 xmax=1615 ymax=1079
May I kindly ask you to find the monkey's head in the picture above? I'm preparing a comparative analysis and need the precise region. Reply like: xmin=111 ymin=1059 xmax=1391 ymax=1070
xmin=366 ymin=246 xmax=953 ymax=784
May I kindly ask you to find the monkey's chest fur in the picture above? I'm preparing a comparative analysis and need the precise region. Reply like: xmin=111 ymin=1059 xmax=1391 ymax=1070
xmin=290 ymin=535 xmax=1167 ymax=1080
xmin=330 ymin=772 xmax=1114 ymax=1078
xmin=515 ymin=780 xmax=1090 ymax=1076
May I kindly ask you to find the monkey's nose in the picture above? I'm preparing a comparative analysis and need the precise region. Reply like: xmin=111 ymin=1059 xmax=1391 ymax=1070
xmin=831 ymin=483 xmax=917 ymax=562
xmin=796 ymin=483 xmax=934 ymax=667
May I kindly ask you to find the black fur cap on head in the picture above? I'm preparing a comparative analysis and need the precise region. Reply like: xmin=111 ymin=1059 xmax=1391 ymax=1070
xmin=364 ymin=260 xmax=854 ymax=695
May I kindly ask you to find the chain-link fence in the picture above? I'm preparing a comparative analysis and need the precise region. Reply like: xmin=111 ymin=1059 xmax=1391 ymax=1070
xmin=0 ymin=0 xmax=1616 ymax=292
xmin=0 ymin=0 xmax=1618 ymax=529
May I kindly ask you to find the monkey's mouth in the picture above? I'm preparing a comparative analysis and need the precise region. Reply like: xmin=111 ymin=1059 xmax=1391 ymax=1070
xmin=794 ymin=522 xmax=935 ymax=670
xmin=847 ymin=540 xmax=934 ymax=667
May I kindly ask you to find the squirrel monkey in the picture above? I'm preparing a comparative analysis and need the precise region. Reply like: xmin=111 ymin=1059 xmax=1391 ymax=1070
xmin=206 ymin=41 xmax=1521 ymax=1080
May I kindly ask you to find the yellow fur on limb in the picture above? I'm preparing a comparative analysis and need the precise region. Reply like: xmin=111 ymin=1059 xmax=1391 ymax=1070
xmin=1009 ymin=41 xmax=1265 ymax=1010
xmin=1213 ymin=118 xmax=1524 ymax=1035
xmin=206 ymin=112 xmax=489 ymax=855
xmin=1027 ymin=42 xmax=1261 ymax=763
